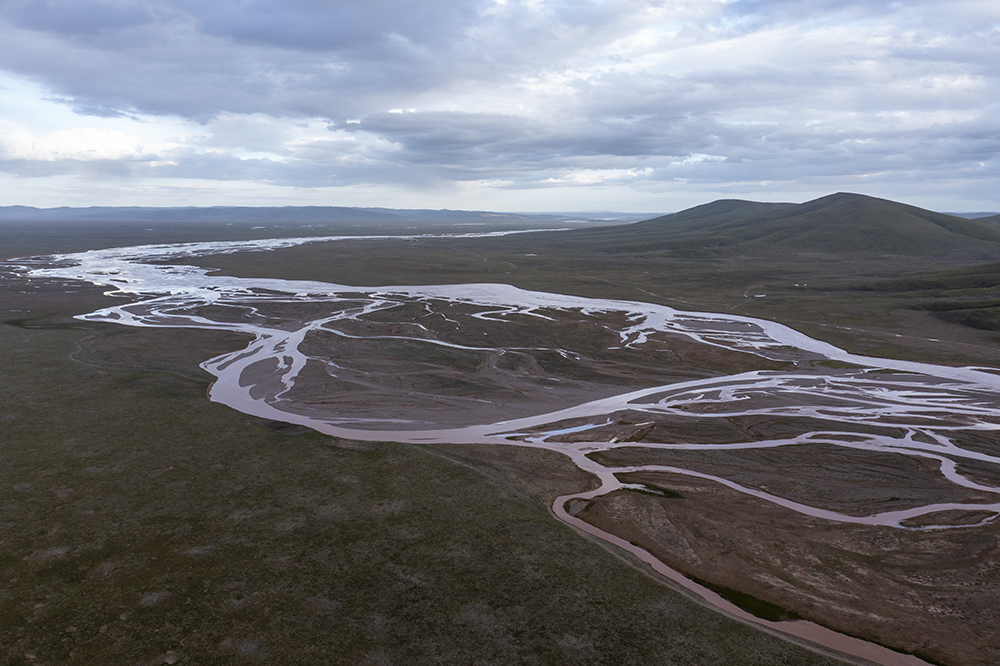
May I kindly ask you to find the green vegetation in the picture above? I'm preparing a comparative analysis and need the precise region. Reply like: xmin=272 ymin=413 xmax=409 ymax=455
xmin=523 ymin=192 xmax=1000 ymax=258
xmin=0 ymin=276 xmax=848 ymax=664
xmin=177 ymin=193 xmax=1000 ymax=370
xmin=5 ymin=191 xmax=1000 ymax=665
xmin=843 ymin=262 xmax=1000 ymax=332
xmin=688 ymin=578 xmax=801 ymax=624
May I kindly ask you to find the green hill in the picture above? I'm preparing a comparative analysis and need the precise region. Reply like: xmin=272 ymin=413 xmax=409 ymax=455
xmin=548 ymin=192 xmax=1000 ymax=260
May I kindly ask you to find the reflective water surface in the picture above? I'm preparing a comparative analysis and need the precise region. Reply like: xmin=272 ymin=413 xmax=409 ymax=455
xmin=17 ymin=234 xmax=1000 ymax=666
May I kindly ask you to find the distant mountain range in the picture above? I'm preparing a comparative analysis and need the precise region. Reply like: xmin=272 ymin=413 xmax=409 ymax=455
xmin=0 ymin=205 xmax=398 ymax=223
xmin=948 ymin=212 xmax=1000 ymax=219
xmin=0 ymin=205 xmax=643 ymax=228
xmin=0 ymin=204 xmax=643 ymax=257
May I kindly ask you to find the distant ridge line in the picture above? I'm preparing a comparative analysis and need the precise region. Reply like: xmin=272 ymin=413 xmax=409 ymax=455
xmin=562 ymin=192 xmax=1000 ymax=259
xmin=0 ymin=205 xmax=636 ymax=224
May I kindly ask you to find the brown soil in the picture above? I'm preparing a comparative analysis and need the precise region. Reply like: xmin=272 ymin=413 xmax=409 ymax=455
xmin=599 ymin=444 xmax=996 ymax=516
xmin=579 ymin=480 xmax=1000 ymax=666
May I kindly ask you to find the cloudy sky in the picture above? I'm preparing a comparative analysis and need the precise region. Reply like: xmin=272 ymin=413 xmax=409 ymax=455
xmin=0 ymin=0 xmax=998 ymax=212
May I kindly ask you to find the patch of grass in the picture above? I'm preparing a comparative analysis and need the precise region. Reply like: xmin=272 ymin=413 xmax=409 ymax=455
xmin=178 ymin=227 xmax=1000 ymax=370
xmin=817 ymin=360 xmax=868 ymax=369
xmin=689 ymin=577 xmax=801 ymax=623
xmin=927 ymin=306 xmax=1000 ymax=331
xmin=0 ymin=280 xmax=847 ymax=665
xmin=9 ymin=204 xmax=1000 ymax=664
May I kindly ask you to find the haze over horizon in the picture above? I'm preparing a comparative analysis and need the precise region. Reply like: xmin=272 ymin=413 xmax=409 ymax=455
xmin=1 ymin=1 xmax=998 ymax=213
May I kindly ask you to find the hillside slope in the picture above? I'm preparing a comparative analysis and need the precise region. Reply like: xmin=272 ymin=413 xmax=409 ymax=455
xmin=549 ymin=193 xmax=1000 ymax=260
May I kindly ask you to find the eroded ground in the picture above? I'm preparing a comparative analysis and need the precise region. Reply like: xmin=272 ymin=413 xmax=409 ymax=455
xmin=578 ymin=479 xmax=1000 ymax=666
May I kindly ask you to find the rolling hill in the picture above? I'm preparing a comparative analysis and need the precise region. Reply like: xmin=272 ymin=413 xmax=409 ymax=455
xmin=548 ymin=192 xmax=1000 ymax=260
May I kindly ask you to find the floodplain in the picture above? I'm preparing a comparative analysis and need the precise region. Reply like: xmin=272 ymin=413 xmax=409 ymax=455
xmin=5 ymin=195 xmax=1000 ymax=666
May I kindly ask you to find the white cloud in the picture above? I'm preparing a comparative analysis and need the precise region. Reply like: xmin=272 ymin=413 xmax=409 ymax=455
xmin=0 ymin=0 xmax=996 ymax=210
xmin=1 ymin=125 xmax=147 ymax=161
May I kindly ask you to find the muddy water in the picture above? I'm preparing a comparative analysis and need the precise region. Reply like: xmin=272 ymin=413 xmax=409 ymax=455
xmin=15 ymin=234 xmax=1000 ymax=666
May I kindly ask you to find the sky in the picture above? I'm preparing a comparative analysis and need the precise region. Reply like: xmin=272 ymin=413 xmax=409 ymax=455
xmin=0 ymin=0 xmax=998 ymax=213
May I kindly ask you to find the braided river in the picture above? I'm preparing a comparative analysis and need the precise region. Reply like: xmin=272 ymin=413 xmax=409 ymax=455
xmin=16 ymin=233 xmax=1000 ymax=666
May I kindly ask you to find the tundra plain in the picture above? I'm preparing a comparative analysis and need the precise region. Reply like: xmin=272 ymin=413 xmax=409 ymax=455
xmin=4 ymin=193 xmax=1000 ymax=665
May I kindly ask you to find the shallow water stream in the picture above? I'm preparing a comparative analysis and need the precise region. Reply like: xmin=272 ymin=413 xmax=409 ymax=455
xmin=15 ymin=234 xmax=1000 ymax=666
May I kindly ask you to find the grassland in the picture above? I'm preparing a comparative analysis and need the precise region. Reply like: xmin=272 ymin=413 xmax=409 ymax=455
xmin=5 ymin=193 xmax=1000 ymax=665
xmin=0 ymin=253 xmax=850 ymax=662
xmin=178 ymin=228 xmax=1000 ymax=370
xmin=158 ymin=193 xmax=1000 ymax=666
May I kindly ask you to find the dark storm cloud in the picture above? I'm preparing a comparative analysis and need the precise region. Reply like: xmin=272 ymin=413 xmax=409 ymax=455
xmin=336 ymin=108 xmax=1000 ymax=186
xmin=0 ymin=0 xmax=998 ymax=201
xmin=194 ymin=0 xmax=487 ymax=53
xmin=1 ymin=0 xmax=157 ymax=36
xmin=0 ymin=0 xmax=693 ymax=119
xmin=350 ymin=111 xmax=707 ymax=166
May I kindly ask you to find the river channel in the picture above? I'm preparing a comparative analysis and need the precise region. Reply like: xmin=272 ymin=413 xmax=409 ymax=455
xmin=14 ymin=233 xmax=1000 ymax=666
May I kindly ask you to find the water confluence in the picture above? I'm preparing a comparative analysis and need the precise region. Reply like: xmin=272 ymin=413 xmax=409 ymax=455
xmin=14 ymin=233 xmax=1000 ymax=666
